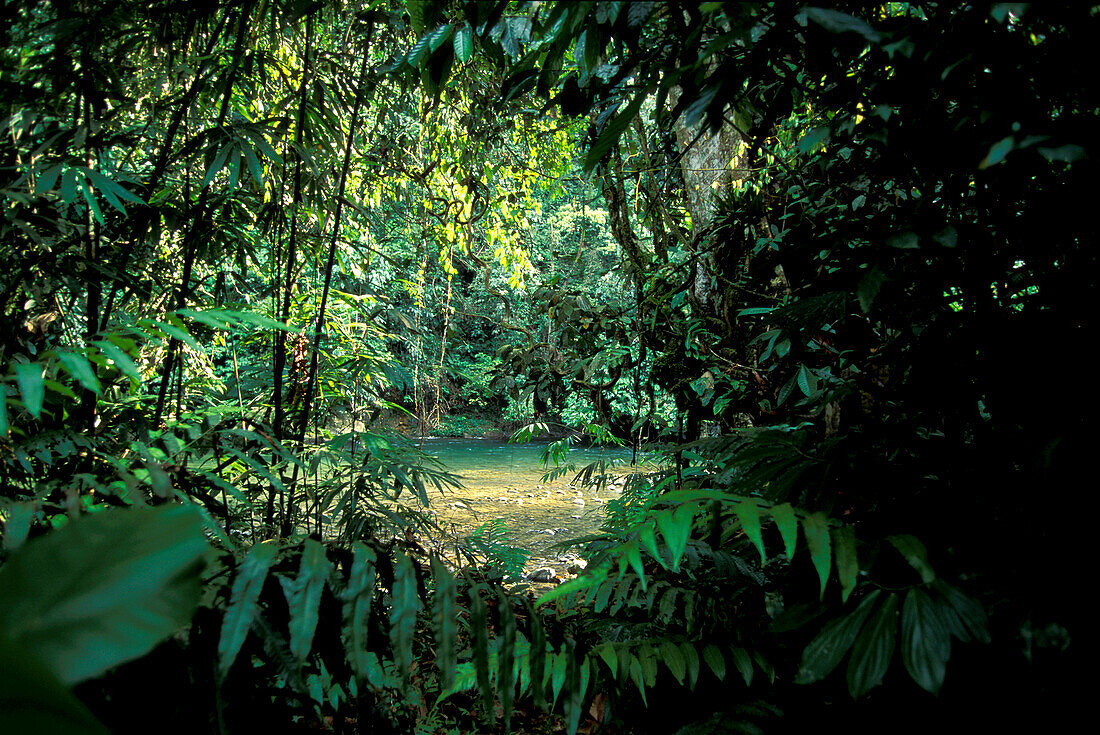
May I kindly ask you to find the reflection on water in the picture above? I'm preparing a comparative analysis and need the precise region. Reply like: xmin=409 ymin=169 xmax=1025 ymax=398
xmin=415 ymin=438 xmax=637 ymax=574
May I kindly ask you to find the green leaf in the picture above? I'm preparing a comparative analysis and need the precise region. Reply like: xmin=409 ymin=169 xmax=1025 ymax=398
xmin=797 ymin=365 xmax=818 ymax=397
xmin=470 ymin=587 xmax=493 ymax=719
xmin=887 ymin=534 xmax=935 ymax=584
xmin=528 ymin=600 xmax=548 ymax=708
xmin=79 ymin=179 xmax=104 ymax=224
xmin=0 ymin=632 xmax=109 ymax=735
xmin=803 ymin=7 xmax=882 ymax=42
xmin=280 ymin=539 xmax=331 ymax=665
xmin=151 ymin=319 xmax=202 ymax=353
xmin=932 ymin=581 xmax=990 ymax=644
xmin=93 ymin=340 xmax=140 ymax=383
xmin=887 ymin=231 xmax=920 ymax=250
xmin=0 ymin=390 xmax=8 ymax=435
xmin=681 ymin=642 xmax=700 ymax=690
xmin=389 ymin=551 xmax=421 ymax=691
xmin=857 ymin=267 xmax=886 ymax=314
xmin=550 ymin=649 xmax=567 ymax=710
xmin=656 ymin=504 xmax=695 ymax=571
xmin=901 ymin=588 xmax=950 ymax=694
xmin=624 ymin=540 xmax=647 ymax=592
xmin=832 ymin=525 xmax=858 ymax=603
xmin=583 ymin=93 xmax=646 ymax=174
xmin=0 ymin=506 xmax=207 ymax=685
xmin=432 ymin=557 xmax=457 ymax=691
xmin=219 ymin=540 xmax=280 ymax=679
xmin=847 ymin=593 xmax=898 ymax=697
xmin=795 ymin=590 xmax=881 ymax=684
xmin=1 ymin=501 xmax=35 ymax=553
xmin=730 ymin=646 xmax=753 ymax=686
xmin=454 ymin=25 xmax=473 ymax=62
xmin=498 ymin=590 xmax=517 ymax=730
xmin=802 ymin=512 xmax=832 ymax=599
xmin=734 ymin=500 xmax=766 ymax=563
xmin=58 ymin=352 xmax=101 ymax=395
xmin=702 ymin=644 xmax=725 ymax=680
xmin=660 ymin=640 xmax=685 ymax=685
xmin=627 ymin=653 xmax=647 ymax=705
xmin=638 ymin=521 xmax=665 ymax=568
xmin=980 ymin=136 xmax=1015 ymax=169
xmin=341 ymin=543 xmax=377 ymax=683
xmin=770 ymin=503 xmax=798 ymax=559
xmin=798 ymin=126 xmax=830 ymax=154
xmin=14 ymin=362 xmax=45 ymax=419
xmin=594 ymin=643 xmax=618 ymax=678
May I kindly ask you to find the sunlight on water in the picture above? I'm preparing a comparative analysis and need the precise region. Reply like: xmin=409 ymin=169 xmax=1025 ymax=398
xmin=416 ymin=438 xmax=639 ymax=575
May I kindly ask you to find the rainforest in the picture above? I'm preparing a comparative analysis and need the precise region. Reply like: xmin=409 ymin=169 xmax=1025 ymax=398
xmin=0 ymin=2 xmax=1092 ymax=733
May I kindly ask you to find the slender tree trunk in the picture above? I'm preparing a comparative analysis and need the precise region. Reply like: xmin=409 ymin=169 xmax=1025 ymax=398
xmin=282 ymin=19 xmax=376 ymax=536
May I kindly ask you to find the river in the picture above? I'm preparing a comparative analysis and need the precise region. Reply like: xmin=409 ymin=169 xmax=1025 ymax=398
xmin=414 ymin=438 xmax=644 ymax=579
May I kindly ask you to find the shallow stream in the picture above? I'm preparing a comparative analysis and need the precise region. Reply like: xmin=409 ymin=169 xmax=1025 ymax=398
xmin=413 ymin=438 xmax=642 ymax=577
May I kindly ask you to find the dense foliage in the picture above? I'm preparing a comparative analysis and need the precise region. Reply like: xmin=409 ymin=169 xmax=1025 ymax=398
xmin=1 ymin=2 xmax=1091 ymax=733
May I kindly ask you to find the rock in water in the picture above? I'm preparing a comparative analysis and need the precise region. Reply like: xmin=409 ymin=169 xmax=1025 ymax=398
xmin=529 ymin=567 xmax=557 ymax=583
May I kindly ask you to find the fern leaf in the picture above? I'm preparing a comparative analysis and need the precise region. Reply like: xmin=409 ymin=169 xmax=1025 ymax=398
xmin=550 ymin=649 xmax=567 ymax=710
xmin=218 ymin=540 xmax=279 ymax=680
xmin=527 ymin=599 xmax=548 ymax=709
xmin=280 ymin=539 xmax=332 ymax=666
xmin=341 ymin=542 xmax=377 ymax=685
xmin=470 ymin=586 xmax=493 ymax=720
xmin=431 ymin=557 xmax=457 ymax=691
xmin=498 ymin=590 xmax=517 ymax=732
xmin=389 ymin=551 xmax=421 ymax=692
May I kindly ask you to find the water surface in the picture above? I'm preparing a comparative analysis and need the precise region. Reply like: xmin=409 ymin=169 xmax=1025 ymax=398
xmin=415 ymin=438 xmax=638 ymax=575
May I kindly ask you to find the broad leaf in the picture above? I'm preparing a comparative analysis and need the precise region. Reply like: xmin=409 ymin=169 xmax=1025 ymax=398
xmin=832 ymin=525 xmax=858 ymax=603
xmin=0 ymin=632 xmax=108 ymax=735
xmin=802 ymin=512 xmax=832 ymax=598
xmin=901 ymin=588 xmax=950 ymax=694
xmin=847 ymin=593 xmax=899 ymax=697
xmin=14 ymin=362 xmax=44 ymax=419
xmin=795 ymin=590 xmax=881 ymax=684
xmin=887 ymin=534 xmax=935 ymax=584
xmin=0 ymin=506 xmax=207 ymax=685
xmin=58 ymin=352 xmax=101 ymax=395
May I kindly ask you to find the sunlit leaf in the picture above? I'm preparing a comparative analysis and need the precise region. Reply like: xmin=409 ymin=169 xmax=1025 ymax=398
xmin=14 ymin=362 xmax=44 ymax=419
